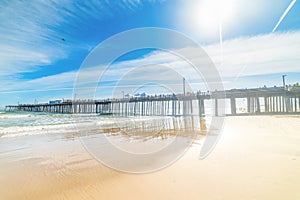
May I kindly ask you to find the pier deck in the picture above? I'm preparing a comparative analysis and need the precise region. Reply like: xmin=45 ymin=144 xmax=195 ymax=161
xmin=5 ymin=87 xmax=300 ymax=116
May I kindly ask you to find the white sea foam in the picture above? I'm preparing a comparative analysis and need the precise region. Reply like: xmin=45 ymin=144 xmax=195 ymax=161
xmin=0 ymin=114 xmax=32 ymax=119
xmin=0 ymin=123 xmax=76 ymax=138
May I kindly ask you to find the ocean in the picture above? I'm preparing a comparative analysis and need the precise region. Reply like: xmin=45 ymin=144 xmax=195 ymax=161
xmin=0 ymin=111 xmax=211 ymax=139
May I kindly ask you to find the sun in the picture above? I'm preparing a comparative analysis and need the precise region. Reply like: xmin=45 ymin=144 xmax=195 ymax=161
xmin=179 ymin=0 xmax=234 ymax=39
xmin=200 ymin=0 xmax=233 ymax=25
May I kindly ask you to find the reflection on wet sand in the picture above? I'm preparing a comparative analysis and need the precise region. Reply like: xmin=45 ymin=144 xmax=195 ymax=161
xmin=88 ymin=116 xmax=207 ymax=141
xmin=74 ymin=116 xmax=211 ymax=173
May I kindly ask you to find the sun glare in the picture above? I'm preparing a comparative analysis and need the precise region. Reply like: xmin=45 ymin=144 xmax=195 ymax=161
xmin=179 ymin=0 xmax=234 ymax=39
xmin=198 ymin=0 xmax=234 ymax=31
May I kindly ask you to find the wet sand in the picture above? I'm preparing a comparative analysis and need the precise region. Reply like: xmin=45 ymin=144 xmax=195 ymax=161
xmin=1 ymin=116 xmax=300 ymax=199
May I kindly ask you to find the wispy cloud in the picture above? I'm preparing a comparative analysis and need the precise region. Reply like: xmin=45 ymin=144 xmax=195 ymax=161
xmin=0 ymin=0 xmax=146 ymax=78
xmin=0 ymin=0 xmax=67 ymax=75
xmin=1 ymin=31 xmax=299 ymax=95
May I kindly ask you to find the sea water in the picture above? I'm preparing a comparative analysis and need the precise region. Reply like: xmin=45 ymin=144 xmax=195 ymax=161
xmin=0 ymin=112 xmax=107 ymax=137
xmin=0 ymin=111 xmax=211 ymax=138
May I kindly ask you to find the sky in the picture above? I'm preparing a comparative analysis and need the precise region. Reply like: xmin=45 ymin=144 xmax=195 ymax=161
xmin=0 ymin=0 xmax=300 ymax=107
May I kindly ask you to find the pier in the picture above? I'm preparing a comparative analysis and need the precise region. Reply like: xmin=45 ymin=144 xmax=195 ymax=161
xmin=5 ymin=86 xmax=300 ymax=116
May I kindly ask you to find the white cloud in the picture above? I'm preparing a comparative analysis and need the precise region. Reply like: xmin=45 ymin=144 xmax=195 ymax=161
xmin=208 ymin=31 xmax=300 ymax=77
xmin=99 ymin=30 xmax=300 ymax=80
xmin=1 ymin=30 xmax=299 ymax=96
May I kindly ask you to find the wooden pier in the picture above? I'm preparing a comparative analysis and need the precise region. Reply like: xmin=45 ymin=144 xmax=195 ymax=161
xmin=5 ymin=86 xmax=300 ymax=116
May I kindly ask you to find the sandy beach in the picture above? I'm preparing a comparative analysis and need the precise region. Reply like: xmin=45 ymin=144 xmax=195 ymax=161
xmin=1 ymin=115 xmax=300 ymax=200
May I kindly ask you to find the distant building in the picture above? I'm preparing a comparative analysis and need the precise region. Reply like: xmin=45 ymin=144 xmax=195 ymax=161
xmin=49 ymin=100 xmax=62 ymax=104
xmin=133 ymin=92 xmax=147 ymax=98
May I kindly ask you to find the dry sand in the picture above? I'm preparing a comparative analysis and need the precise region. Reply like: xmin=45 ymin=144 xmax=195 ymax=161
xmin=1 ymin=115 xmax=300 ymax=200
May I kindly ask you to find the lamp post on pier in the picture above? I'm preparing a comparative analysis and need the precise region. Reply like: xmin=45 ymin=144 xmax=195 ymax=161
xmin=282 ymin=74 xmax=287 ymax=89
xmin=183 ymin=77 xmax=186 ymax=96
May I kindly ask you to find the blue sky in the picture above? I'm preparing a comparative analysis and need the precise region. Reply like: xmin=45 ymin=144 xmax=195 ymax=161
xmin=0 ymin=0 xmax=300 ymax=107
